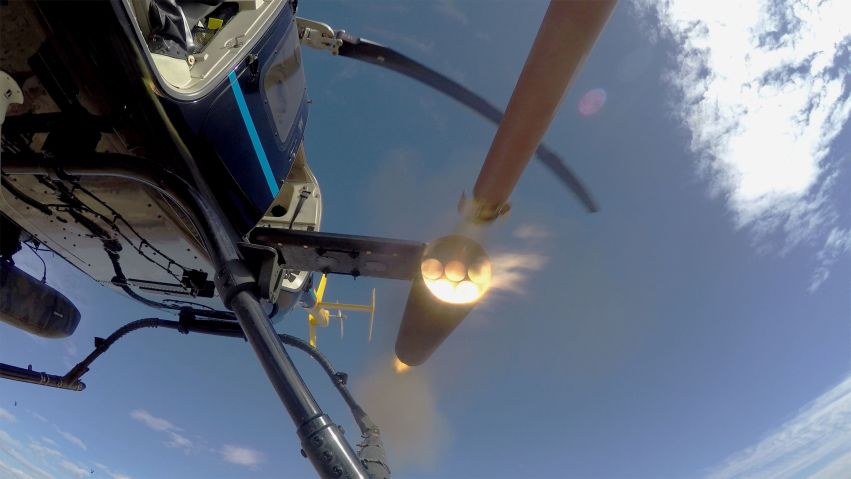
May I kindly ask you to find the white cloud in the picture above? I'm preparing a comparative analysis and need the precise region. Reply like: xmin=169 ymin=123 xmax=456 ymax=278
xmin=0 ymin=430 xmax=53 ymax=479
xmin=130 ymin=409 xmax=193 ymax=451
xmin=0 ymin=408 xmax=16 ymax=423
xmin=129 ymin=410 xmax=175 ymax=432
xmin=434 ymin=0 xmax=468 ymax=25
xmin=707 ymin=374 xmax=851 ymax=478
xmin=0 ymin=460 xmax=30 ymax=479
xmin=94 ymin=461 xmax=133 ymax=479
xmin=633 ymin=0 xmax=851 ymax=288
xmin=29 ymin=411 xmax=47 ymax=423
xmin=166 ymin=432 xmax=192 ymax=450
xmin=0 ymin=431 xmax=23 ymax=455
xmin=810 ymin=227 xmax=851 ymax=291
xmin=811 ymin=449 xmax=851 ymax=479
xmin=58 ymin=460 xmax=89 ymax=479
xmin=61 ymin=341 xmax=80 ymax=369
xmin=57 ymin=430 xmax=86 ymax=451
xmin=39 ymin=437 xmax=56 ymax=446
xmin=130 ymin=410 xmax=265 ymax=467
xmin=28 ymin=442 xmax=63 ymax=460
xmin=3 ymin=432 xmax=122 ymax=479
xmin=220 ymin=445 xmax=264 ymax=468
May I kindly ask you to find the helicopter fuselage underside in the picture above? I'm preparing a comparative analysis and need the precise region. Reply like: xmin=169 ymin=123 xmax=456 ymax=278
xmin=0 ymin=0 xmax=310 ymax=308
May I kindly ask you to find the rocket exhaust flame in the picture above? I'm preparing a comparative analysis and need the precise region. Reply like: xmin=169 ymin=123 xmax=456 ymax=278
xmin=419 ymin=235 xmax=491 ymax=305
xmin=394 ymin=357 xmax=410 ymax=374
xmin=395 ymin=234 xmax=491 ymax=365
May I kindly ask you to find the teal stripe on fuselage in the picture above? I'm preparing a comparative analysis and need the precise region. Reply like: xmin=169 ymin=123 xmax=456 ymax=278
xmin=228 ymin=70 xmax=279 ymax=195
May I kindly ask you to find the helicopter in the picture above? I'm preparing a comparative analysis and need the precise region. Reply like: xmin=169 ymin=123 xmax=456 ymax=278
xmin=0 ymin=0 xmax=616 ymax=477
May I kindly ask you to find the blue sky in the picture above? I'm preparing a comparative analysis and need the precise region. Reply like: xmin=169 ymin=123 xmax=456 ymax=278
xmin=2 ymin=0 xmax=850 ymax=478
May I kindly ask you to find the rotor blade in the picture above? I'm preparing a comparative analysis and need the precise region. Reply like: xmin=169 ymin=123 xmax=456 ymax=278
xmin=336 ymin=31 xmax=598 ymax=212
xmin=472 ymin=0 xmax=616 ymax=212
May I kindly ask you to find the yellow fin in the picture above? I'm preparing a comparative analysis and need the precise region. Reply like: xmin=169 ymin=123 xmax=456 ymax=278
xmin=308 ymin=314 xmax=317 ymax=348
xmin=315 ymin=274 xmax=328 ymax=303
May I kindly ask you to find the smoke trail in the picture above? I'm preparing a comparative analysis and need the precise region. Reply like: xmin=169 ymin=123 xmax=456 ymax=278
xmin=354 ymin=358 xmax=451 ymax=471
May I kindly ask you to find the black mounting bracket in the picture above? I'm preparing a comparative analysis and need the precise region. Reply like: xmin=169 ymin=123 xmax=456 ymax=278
xmin=249 ymin=228 xmax=425 ymax=280
xmin=236 ymin=242 xmax=285 ymax=303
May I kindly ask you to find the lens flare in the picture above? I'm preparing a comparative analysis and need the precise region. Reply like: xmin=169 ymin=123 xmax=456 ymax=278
xmin=394 ymin=356 xmax=410 ymax=374
xmin=578 ymin=87 xmax=607 ymax=116
xmin=420 ymin=258 xmax=444 ymax=280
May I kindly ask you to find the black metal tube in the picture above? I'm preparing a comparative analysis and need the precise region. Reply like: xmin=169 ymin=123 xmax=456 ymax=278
xmin=228 ymin=291 xmax=368 ymax=477
xmin=230 ymin=291 xmax=321 ymax=422
xmin=273 ymin=334 xmax=389 ymax=478
xmin=182 ymin=315 xmax=388 ymax=475
xmin=0 ymin=363 xmax=85 ymax=391
xmin=62 ymin=318 xmax=168 ymax=385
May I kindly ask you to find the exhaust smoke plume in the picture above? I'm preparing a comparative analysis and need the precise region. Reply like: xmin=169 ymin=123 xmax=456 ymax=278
xmin=355 ymin=358 xmax=451 ymax=471
xmin=488 ymin=252 xmax=548 ymax=294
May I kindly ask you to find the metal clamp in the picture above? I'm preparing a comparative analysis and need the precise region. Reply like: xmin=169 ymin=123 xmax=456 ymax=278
xmin=458 ymin=193 xmax=511 ymax=224
xmin=213 ymin=260 xmax=258 ymax=310
xmin=298 ymin=414 xmax=368 ymax=478
xmin=237 ymin=243 xmax=285 ymax=304
xmin=296 ymin=17 xmax=343 ymax=54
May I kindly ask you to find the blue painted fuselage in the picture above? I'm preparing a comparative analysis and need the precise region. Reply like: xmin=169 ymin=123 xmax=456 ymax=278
xmin=158 ymin=5 xmax=307 ymax=229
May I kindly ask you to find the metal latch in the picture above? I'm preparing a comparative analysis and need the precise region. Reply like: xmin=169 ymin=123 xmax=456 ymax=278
xmin=296 ymin=17 xmax=343 ymax=55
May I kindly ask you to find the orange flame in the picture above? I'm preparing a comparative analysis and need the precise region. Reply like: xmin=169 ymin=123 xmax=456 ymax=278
xmin=394 ymin=357 xmax=410 ymax=374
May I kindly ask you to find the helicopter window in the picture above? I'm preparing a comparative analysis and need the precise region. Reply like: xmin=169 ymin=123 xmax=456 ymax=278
xmin=262 ymin=22 xmax=304 ymax=150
